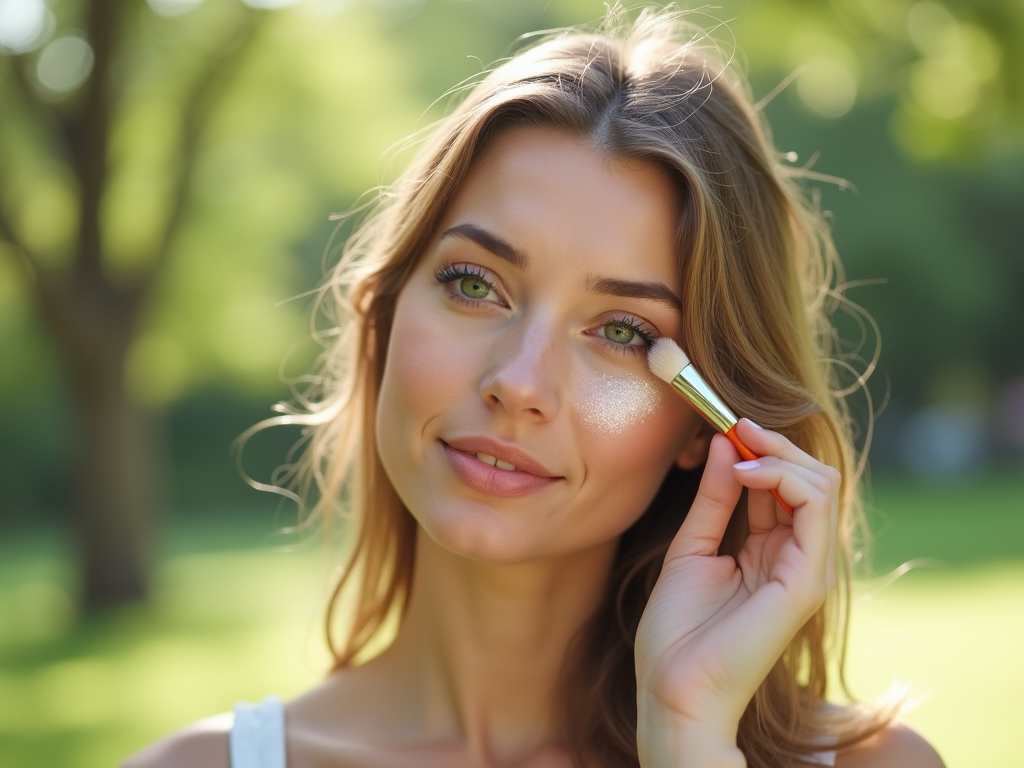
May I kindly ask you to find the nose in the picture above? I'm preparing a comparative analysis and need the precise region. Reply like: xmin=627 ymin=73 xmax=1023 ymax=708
xmin=479 ymin=314 xmax=561 ymax=423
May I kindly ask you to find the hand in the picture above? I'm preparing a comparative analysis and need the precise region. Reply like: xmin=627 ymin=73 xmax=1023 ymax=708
xmin=634 ymin=419 xmax=840 ymax=768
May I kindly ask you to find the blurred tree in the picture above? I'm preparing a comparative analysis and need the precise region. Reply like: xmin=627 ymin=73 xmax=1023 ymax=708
xmin=0 ymin=0 xmax=268 ymax=608
xmin=0 ymin=0 xmax=438 ymax=612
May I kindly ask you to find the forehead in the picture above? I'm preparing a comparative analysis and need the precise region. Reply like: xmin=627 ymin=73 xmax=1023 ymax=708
xmin=440 ymin=126 xmax=683 ymax=287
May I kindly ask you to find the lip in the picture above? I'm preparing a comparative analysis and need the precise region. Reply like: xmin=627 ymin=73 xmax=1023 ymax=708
xmin=444 ymin=436 xmax=558 ymax=477
xmin=441 ymin=437 xmax=562 ymax=498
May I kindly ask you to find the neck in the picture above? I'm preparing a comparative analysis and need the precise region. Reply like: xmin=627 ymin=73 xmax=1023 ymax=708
xmin=382 ymin=527 xmax=616 ymax=765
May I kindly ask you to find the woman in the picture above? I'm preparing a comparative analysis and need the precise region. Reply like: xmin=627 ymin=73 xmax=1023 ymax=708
xmin=127 ymin=8 xmax=944 ymax=768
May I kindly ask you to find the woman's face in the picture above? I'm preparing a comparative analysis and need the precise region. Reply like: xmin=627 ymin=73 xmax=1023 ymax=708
xmin=376 ymin=126 xmax=707 ymax=563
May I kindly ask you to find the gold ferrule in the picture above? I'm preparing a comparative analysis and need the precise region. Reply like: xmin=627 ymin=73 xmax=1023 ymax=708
xmin=670 ymin=365 xmax=738 ymax=434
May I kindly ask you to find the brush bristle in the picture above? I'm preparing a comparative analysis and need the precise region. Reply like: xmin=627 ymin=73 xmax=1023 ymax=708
xmin=647 ymin=338 xmax=691 ymax=383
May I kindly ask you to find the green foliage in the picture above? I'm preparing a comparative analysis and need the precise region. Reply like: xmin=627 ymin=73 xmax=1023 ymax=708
xmin=725 ymin=0 xmax=1024 ymax=158
xmin=2 ymin=0 xmax=1022 ymax=406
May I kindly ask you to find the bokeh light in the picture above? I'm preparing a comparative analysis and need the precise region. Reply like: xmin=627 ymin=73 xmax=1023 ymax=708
xmin=33 ymin=33 xmax=93 ymax=95
xmin=0 ymin=0 xmax=52 ymax=54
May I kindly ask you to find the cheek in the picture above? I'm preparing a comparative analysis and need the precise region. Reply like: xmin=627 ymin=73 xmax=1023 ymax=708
xmin=377 ymin=287 xmax=483 ymax=460
xmin=575 ymin=372 xmax=662 ymax=435
xmin=569 ymin=370 xmax=698 ymax=528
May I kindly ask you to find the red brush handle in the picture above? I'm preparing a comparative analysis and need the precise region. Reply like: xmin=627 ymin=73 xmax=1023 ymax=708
xmin=725 ymin=424 xmax=794 ymax=515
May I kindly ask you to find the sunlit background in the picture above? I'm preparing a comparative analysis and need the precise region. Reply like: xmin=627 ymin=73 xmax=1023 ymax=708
xmin=1 ymin=0 xmax=1022 ymax=766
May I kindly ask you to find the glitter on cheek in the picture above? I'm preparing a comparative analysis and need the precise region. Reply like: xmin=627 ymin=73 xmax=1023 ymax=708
xmin=576 ymin=373 xmax=663 ymax=434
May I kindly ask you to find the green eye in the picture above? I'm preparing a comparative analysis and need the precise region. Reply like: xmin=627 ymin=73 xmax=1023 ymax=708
xmin=602 ymin=324 xmax=636 ymax=344
xmin=459 ymin=276 xmax=492 ymax=299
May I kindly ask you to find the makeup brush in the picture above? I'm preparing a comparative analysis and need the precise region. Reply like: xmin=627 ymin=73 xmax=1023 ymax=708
xmin=648 ymin=337 xmax=793 ymax=514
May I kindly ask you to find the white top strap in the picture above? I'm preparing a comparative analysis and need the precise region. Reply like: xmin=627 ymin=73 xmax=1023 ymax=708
xmin=230 ymin=696 xmax=286 ymax=768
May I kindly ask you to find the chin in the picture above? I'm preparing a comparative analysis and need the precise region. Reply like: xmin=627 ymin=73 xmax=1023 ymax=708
xmin=415 ymin=503 xmax=555 ymax=565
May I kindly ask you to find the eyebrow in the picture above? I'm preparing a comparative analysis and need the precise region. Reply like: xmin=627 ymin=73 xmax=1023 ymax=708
xmin=440 ymin=222 xmax=682 ymax=312
xmin=584 ymin=275 xmax=683 ymax=312
xmin=439 ymin=223 xmax=527 ymax=270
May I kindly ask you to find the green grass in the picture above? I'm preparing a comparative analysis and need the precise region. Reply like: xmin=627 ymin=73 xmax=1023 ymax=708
xmin=0 ymin=536 xmax=331 ymax=767
xmin=1 ymin=473 xmax=1021 ymax=767
xmin=842 ymin=563 xmax=1023 ymax=768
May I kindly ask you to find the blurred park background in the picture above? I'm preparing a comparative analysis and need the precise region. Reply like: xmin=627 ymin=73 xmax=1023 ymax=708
xmin=1 ymin=0 xmax=1022 ymax=765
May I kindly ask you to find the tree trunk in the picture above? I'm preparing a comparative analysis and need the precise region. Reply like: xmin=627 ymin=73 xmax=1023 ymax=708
xmin=37 ymin=276 xmax=162 ymax=611
xmin=0 ymin=0 xmax=261 ymax=612
xmin=74 ymin=372 xmax=161 ymax=609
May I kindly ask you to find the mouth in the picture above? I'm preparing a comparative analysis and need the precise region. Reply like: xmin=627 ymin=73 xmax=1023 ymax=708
xmin=443 ymin=436 xmax=558 ymax=477
xmin=440 ymin=438 xmax=562 ymax=497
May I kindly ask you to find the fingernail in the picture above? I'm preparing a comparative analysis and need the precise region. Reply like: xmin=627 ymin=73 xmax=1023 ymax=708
xmin=734 ymin=460 xmax=760 ymax=471
xmin=743 ymin=418 xmax=763 ymax=430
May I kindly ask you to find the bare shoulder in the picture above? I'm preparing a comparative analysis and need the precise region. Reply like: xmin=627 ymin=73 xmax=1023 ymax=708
xmin=836 ymin=722 xmax=945 ymax=768
xmin=120 ymin=712 xmax=232 ymax=768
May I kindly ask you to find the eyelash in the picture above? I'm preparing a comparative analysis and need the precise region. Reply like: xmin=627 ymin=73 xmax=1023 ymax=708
xmin=433 ymin=262 xmax=659 ymax=356
xmin=435 ymin=261 xmax=492 ymax=286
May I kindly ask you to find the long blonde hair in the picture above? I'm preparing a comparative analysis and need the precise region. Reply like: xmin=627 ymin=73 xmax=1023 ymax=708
xmin=251 ymin=6 xmax=892 ymax=766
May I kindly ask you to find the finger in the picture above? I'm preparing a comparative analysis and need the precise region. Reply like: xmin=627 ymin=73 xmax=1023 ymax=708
xmin=732 ymin=457 xmax=832 ymax=575
xmin=745 ymin=485 xmax=785 ymax=535
xmin=734 ymin=419 xmax=841 ymax=583
xmin=666 ymin=434 xmax=742 ymax=561
xmin=734 ymin=418 xmax=835 ymax=479
xmin=739 ymin=459 xmax=828 ymax=534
